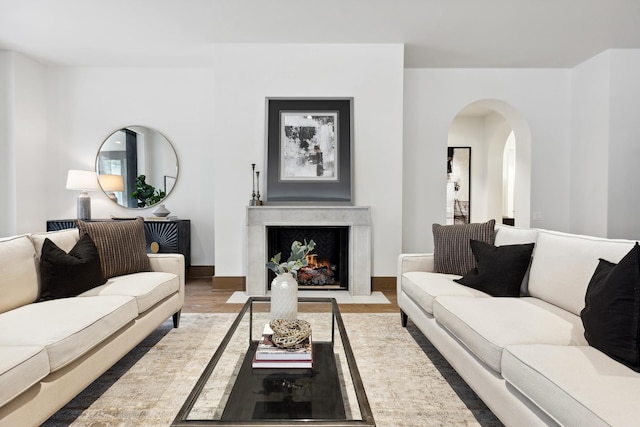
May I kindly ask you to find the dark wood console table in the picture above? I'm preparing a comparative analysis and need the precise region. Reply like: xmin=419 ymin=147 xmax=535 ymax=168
xmin=46 ymin=219 xmax=191 ymax=267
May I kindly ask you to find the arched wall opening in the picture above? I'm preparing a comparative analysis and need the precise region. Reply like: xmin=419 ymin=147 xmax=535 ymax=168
xmin=447 ymin=99 xmax=532 ymax=227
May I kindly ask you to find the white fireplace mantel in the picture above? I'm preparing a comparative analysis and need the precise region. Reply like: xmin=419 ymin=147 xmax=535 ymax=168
xmin=246 ymin=206 xmax=372 ymax=296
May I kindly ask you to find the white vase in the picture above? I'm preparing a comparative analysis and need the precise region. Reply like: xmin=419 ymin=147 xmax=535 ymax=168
xmin=270 ymin=272 xmax=298 ymax=321
xmin=153 ymin=204 xmax=170 ymax=217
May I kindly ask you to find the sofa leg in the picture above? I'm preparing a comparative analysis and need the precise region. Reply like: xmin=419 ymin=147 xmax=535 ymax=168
xmin=400 ymin=310 xmax=408 ymax=327
xmin=172 ymin=310 xmax=181 ymax=328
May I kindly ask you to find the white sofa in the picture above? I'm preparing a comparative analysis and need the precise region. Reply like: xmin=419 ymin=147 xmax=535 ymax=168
xmin=398 ymin=225 xmax=640 ymax=427
xmin=0 ymin=228 xmax=185 ymax=426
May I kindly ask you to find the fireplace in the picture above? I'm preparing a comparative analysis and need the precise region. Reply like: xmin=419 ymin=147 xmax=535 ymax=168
xmin=246 ymin=206 xmax=371 ymax=296
xmin=267 ymin=226 xmax=349 ymax=290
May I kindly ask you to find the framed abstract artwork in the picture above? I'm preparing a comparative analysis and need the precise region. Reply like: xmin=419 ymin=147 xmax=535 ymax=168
xmin=446 ymin=147 xmax=471 ymax=224
xmin=265 ymin=98 xmax=353 ymax=203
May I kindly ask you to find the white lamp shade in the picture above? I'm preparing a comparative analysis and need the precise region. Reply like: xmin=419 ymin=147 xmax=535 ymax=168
xmin=98 ymin=174 xmax=125 ymax=192
xmin=66 ymin=170 xmax=100 ymax=191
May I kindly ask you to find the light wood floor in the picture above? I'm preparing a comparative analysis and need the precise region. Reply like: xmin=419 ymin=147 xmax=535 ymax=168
xmin=183 ymin=278 xmax=400 ymax=314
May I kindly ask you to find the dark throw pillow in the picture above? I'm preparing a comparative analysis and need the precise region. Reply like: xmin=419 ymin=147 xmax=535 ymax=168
xmin=39 ymin=234 xmax=106 ymax=301
xmin=580 ymin=243 xmax=640 ymax=371
xmin=454 ymin=240 xmax=535 ymax=297
xmin=76 ymin=218 xmax=151 ymax=279
xmin=433 ymin=219 xmax=496 ymax=275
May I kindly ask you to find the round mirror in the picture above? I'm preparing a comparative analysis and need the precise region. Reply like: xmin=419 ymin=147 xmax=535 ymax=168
xmin=96 ymin=126 xmax=178 ymax=209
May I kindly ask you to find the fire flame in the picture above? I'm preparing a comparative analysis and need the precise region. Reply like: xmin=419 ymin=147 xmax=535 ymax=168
xmin=304 ymin=254 xmax=332 ymax=269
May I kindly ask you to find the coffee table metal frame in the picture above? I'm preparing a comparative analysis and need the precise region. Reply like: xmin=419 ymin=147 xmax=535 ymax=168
xmin=172 ymin=297 xmax=375 ymax=426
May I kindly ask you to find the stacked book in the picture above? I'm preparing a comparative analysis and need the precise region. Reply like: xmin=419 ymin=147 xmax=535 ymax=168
xmin=252 ymin=323 xmax=313 ymax=369
xmin=144 ymin=216 xmax=178 ymax=221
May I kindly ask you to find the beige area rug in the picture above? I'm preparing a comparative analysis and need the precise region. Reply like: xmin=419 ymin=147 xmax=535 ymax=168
xmin=42 ymin=313 xmax=503 ymax=427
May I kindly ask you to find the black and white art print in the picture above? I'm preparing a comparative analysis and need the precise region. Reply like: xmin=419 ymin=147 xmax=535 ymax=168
xmin=266 ymin=98 xmax=353 ymax=203
xmin=280 ymin=112 xmax=338 ymax=182
xmin=446 ymin=147 xmax=471 ymax=224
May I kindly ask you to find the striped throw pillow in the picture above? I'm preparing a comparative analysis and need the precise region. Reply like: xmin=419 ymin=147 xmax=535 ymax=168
xmin=432 ymin=220 xmax=496 ymax=275
xmin=76 ymin=218 xmax=151 ymax=279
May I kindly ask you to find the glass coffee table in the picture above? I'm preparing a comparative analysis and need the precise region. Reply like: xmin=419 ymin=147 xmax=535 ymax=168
xmin=172 ymin=297 xmax=375 ymax=426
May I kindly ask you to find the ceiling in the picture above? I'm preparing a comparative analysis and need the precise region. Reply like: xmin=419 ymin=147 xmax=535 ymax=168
xmin=0 ymin=0 xmax=639 ymax=68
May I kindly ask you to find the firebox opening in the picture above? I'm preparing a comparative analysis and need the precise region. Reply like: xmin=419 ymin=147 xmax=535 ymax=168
xmin=267 ymin=226 xmax=349 ymax=291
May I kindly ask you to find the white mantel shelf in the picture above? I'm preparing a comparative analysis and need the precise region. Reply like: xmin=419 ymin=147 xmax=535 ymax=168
xmin=246 ymin=206 xmax=372 ymax=296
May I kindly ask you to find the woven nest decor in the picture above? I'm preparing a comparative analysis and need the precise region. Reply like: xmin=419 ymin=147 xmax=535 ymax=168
xmin=269 ymin=318 xmax=311 ymax=349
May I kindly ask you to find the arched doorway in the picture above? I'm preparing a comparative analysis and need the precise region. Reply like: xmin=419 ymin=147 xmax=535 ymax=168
xmin=447 ymin=99 xmax=532 ymax=227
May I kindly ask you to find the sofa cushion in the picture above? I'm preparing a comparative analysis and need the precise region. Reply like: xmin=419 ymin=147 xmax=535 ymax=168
xmin=76 ymin=218 xmax=151 ymax=279
xmin=402 ymin=271 xmax=490 ymax=315
xmin=502 ymin=345 xmax=640 ymax=427
xmin=432 ymin=219 xmax=496 ymax=275
xmin=455 ymin=240 xmax=535 ymax=297
xmin=527 ymin=229 xmax=636 ymax=316
xmin=0 ymin=235 xmax=39 ymax=313
xmin=493 ymin=224 xmax=539 ymax=247
xmin=80 ymin=271 xmax=179 ymax=314
xmin=29 ymin=228 xmax=79 ymax=258
xmin=581 ymin=243 xmax=640 ymax=371
xmin=433 ymin=296 xmax=587 ymax=373
xmin=0 ymin=295 xmax=138 ymax=371
xmin=39 ymin=234 xmax=106 ymax=301
xmin=0 ymin=345 xmax=49 ymax=407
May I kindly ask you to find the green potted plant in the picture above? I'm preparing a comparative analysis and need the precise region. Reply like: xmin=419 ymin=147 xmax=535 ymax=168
xmin=131 ymin=175 xmax=166 ymax=208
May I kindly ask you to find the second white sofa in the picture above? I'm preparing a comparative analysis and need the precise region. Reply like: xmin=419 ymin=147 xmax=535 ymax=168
xmin=398 ymin=224 xmax=640 ymax=427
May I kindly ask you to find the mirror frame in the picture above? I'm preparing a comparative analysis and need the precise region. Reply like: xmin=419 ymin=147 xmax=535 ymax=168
xmin=95 ymin=125 xmax=178 ymax=209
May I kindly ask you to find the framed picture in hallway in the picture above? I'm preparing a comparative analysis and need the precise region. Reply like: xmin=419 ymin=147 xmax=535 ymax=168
xmin=265 ymin=98 xmax=353 ymax=203
xmin=446 ymin=147 xmax=471 ymax=224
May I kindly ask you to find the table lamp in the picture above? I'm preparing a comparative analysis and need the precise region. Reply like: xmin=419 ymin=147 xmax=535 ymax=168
xmin=98 ymin=174 xmax=125 ymax=203
xmin=66 ymin=170 xmax=100 ymax=220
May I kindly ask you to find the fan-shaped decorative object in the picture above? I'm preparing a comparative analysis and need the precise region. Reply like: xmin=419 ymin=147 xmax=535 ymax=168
xmin=144 ymin=221 xmax=179 ymax=253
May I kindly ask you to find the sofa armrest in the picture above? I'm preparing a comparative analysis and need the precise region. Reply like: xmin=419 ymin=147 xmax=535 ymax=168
xmin=398 ymin=253 xmax=435 ymax=274
xmin=397 ymin=253 xmax=435 ymax=295
xmin=148 ymin=253 xmax=185 ymax=289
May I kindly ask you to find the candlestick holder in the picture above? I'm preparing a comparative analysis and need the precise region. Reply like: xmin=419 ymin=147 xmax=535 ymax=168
xmin=250 ymin=163 xmax=257 ymax=206
xmin=255 ymin=171 xmax=263 ymax=205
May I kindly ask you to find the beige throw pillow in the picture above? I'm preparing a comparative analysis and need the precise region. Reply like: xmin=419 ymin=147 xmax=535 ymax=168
xmin=76 ymin=218 xmax=151 ymax=279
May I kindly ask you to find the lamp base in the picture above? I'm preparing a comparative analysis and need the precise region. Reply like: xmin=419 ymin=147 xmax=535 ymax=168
xmin=77 ymin=191 xmax=91 ymax=220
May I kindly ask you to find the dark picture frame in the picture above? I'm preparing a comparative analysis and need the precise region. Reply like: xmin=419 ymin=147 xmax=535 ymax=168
xmin=266 ymin=98 xmax=353 ymax=203
xmin=446 ymin=147 xmax=471 ymax=224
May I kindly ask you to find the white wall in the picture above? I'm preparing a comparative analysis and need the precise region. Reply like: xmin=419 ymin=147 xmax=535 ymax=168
xmin=3 ymin=44 xmax=404 ymax=276
xmin=44 ymin=67 xmax=216 ymax=265
xmin=5 ymin=45 xmax=639 ymax=271
xmin=608 ymin=50 xmax=640 ymax=239
xmin=211 ymin=44 xmax=405 ymax=277
xmin=570 ymin=51 xmax=611 ymax=237
xmin=0 ymin=51 xmax=13 ymax=236
xmin=570 ymin=49 xmax=640 ymax=240
xmin=0 ymin=52 xmax=48 ymax=236
xmin=403 ymin=68 xmax=572 ymax=253
xmin=14 ymin=54 xmax=48 ymax=234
